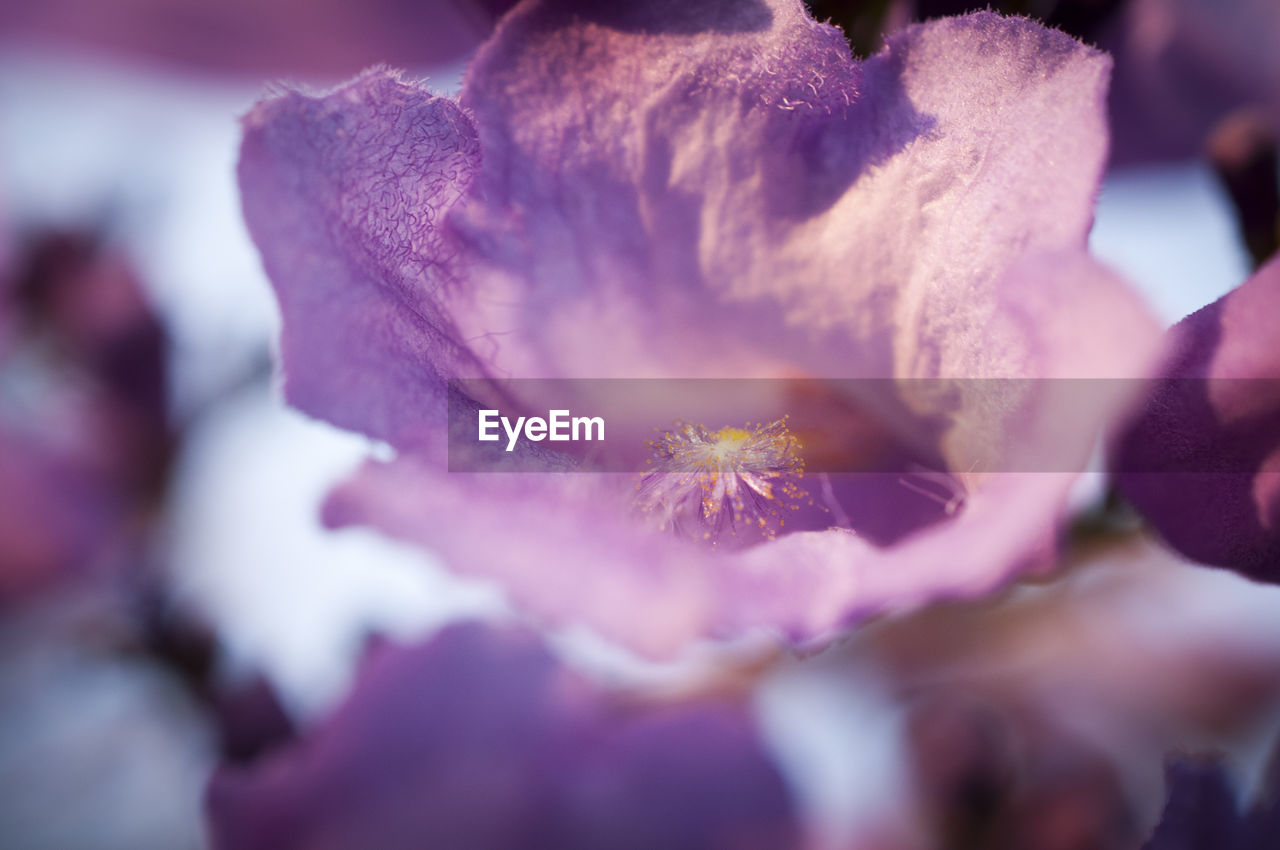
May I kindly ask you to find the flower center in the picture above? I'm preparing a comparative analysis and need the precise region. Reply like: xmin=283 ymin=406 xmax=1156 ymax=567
xmin=634 ymin=417 xmax=811 ymax=545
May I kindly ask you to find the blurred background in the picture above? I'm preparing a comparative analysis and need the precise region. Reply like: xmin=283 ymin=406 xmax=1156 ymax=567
xmin=0 ymin=1 xmax=1277 ymax=848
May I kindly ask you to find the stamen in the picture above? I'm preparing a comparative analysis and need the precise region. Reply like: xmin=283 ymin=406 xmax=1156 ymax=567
xmin=634 ymin=417 xmax=811 ymax=545
xmin=897 ymin=462 xmax=975 ymax=516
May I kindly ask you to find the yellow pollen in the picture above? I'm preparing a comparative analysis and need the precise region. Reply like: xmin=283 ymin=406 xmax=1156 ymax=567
xmin=634 ymin=416 xmax=808 ymax=545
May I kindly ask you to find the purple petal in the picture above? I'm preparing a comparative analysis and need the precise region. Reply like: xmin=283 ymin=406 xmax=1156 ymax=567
xmin=1142 ymin=748 xmax=1280 ymax=850
xmin=1115 ymin=258 xmax=1280 ymax=581
xmin=446 ymin=6 xmax=1117 ymax=386
xmin=205 ymin=623 xmax=799 ymax=850
xmin=1143 ymin=757 xmax=1247 ymax=850
xmin=0 ymin=232 xmax=170 ymax=600
xmin=239 ymin=69 xmax=486 ymax=447
xmin=324 ymin=458 xmax=719 ymax=657
xmin=323 ymin=453 xmax=1117 ymax=655
xmin=903 ymin=692 xmax=1139 ymax=850
xmin=1104 ymin=0 xmax=1280 ymax=165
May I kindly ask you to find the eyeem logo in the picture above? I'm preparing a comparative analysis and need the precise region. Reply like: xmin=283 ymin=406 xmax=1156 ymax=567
xmin=478 ymin=409 xmax=605 ymax=452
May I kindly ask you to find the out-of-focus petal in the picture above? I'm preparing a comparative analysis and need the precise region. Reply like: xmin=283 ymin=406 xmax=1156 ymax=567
xmin=1103 ymin=0 xmax=1280 ymax=165
xmin=1142 ymin=747 xmax=1280 ymax=849
xmin=1142 ymin=757 xmax=1247 ymax=849
xmin=856 ymin=534 xmax=1280 ymax=738
xmin=323 ymin=457 xmax=717 ymax=658
xmin=206 ymin=623 xmax=799 ymax=850
xmin=322 ymin=470 xmax=1097 ymax=656
xmin=824 ymin=532 xmax=1280 ymax=849
xmin=0 ymin=429 xmax=119 ymax=600
xmin=1115 ymin=257 xmax=1280 ymax=581
xmin=903 ymin=692 xmax=1140 ymax=850
xmin=0 ymin=231 xmax=172 ymax=600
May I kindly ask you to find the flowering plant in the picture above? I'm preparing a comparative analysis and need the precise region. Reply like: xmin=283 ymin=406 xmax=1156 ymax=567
xmin=239 ymin=0 xmax=1158 ymax=656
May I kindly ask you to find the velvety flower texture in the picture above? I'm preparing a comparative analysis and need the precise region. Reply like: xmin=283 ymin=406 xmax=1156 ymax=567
xmin=239 ymin=0 xmax=1158 ymax=656
xmin=206 ymin=623 xmax=799 ymax=850
xmin=1115 ymin=257 xmax=1280 ymax=583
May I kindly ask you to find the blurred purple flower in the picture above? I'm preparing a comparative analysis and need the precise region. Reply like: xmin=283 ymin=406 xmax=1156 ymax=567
xmin=0 ymin=0 xmax=515 ymax=78
xmin=1114 ymin=257 xmax=1280 ymax=582
xmin=903 ymin=691 xmax=1139 ymax=850
xmin=831 ymin=533 xmax=1280 ymax=849
xmin=206 ymin=623 xmax=799 ymax=850
xmin=238 ymin=0 xmax=1158 ymax=655
xmin=0 ymin=231 xmax=173 ymax=601
xmin=0 ymin=424 xmax=119 ymax=599
xmin=1102 ymin=0 xmax=1280 ymax=164
xmin=1142 ymin=749 xmax=1280 ymax=849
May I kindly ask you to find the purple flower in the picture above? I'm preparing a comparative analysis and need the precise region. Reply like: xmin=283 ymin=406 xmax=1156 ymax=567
xmin=238 ymin=0 xmax=1158 ymax=655
xmin=903 ymin=692 xmax=1140 ymax=850
xmin=1102 ymin=0 xmax=1280 ymax=165
xmin=1142 ymin=751 xmax=1280 ymax=849
xmin=0 ymin=426 xmax=117 ymax=599
xmin=0 ymin=231 xmax=172 ymax=601
xmin=833 ymin=533 xmax=1280 ymax=849
xmin=205 ymin=623 xmax=799 ymax=850
xmin=1114 ymin=257 xmax=1280 ymax=582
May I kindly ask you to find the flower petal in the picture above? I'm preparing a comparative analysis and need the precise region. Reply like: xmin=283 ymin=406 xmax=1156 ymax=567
xmin=447 ymin=6 xmax=1115 ymax=387
xmin=206 ymin=623 xmax=799 ymax=850
xmin=1115 ymin=258 xmax=1280 ymax=581
xmin=239 ymin=69 xmax=486 ymax=447
xmin=1103 ymin=0 xmax=1280 ymax=165
xmin=0 ymin=428 xmax=118 ymax=599
xmin=1142 ymin=748 xmax=1280 ymax=849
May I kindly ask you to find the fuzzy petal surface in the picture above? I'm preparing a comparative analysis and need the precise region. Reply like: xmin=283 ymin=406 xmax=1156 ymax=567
xmin=239 ymin=70 xmax=486 ymax=447
xmin=447 ymin=4 xmax=1117 ymax=388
